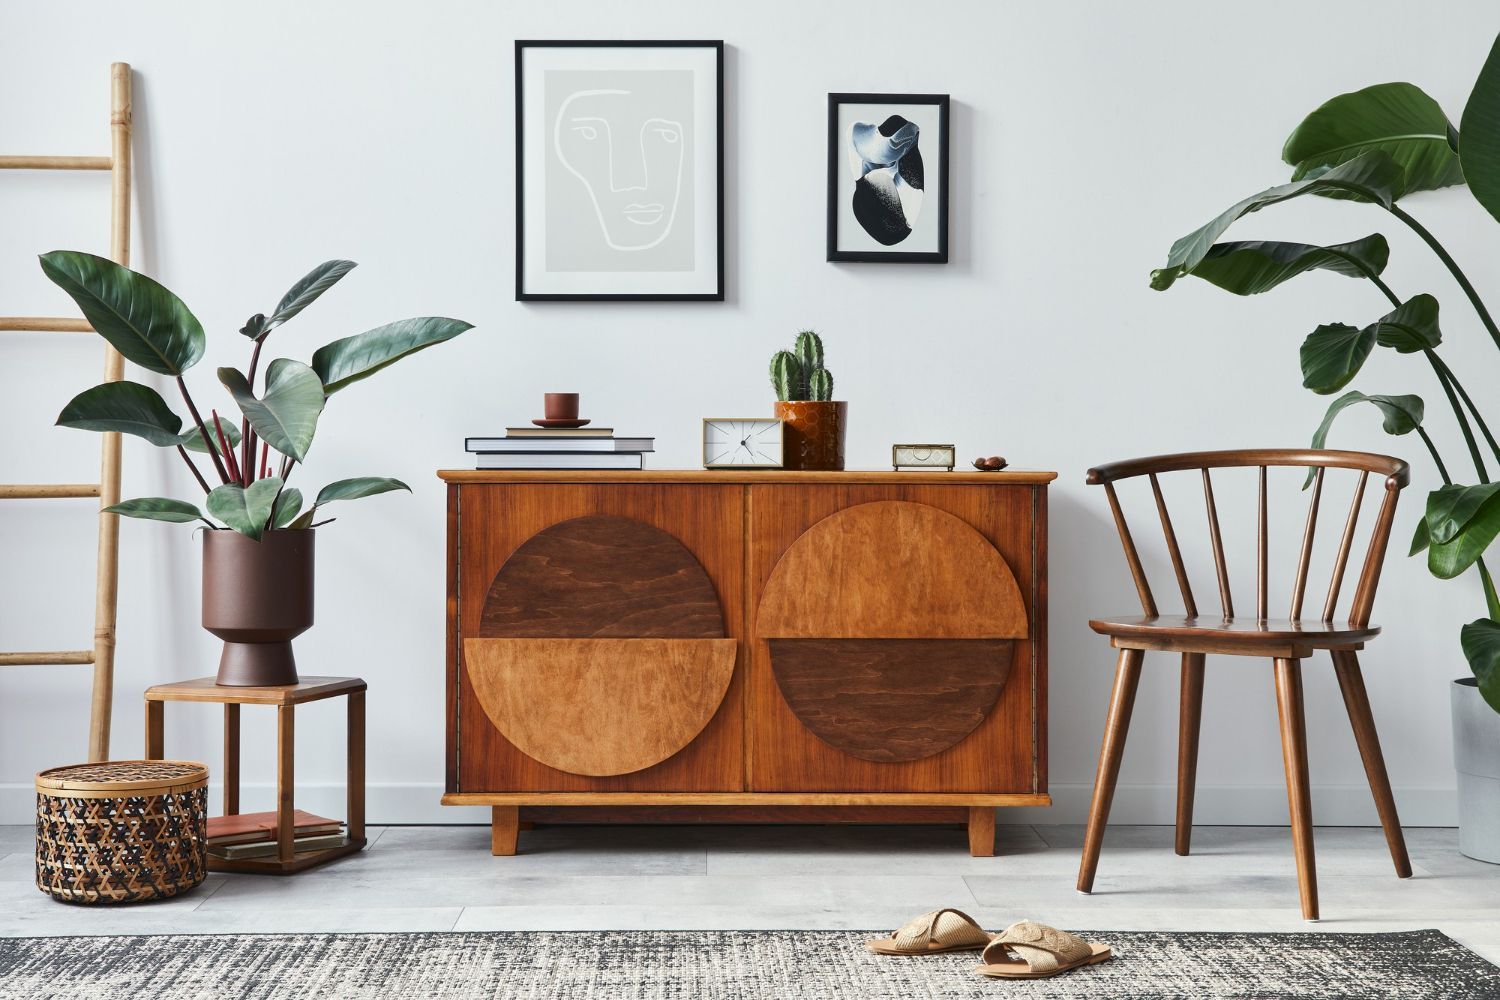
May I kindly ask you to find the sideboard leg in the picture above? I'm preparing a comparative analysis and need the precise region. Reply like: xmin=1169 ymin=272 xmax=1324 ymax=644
xmin=967 ymin=806 xmax=996 ymax=857
xmin=491 ymin=805 xmax=520 ymax=856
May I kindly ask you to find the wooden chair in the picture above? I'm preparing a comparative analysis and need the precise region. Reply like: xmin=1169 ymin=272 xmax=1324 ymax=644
xmin=1076 ymin=449 xmax=1413 ymax=920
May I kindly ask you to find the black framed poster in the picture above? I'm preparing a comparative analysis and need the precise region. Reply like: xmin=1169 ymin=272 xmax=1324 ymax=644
xmin=826 ymin=93 xmax=949 ymax=263
xmin=516 ymin=40 xmax=725 ymax=301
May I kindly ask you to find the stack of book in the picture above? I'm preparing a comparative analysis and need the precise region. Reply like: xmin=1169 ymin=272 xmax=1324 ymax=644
xmin=205 ymin=809 xmax=345 ymax=861
xmin=466 ymin=427 xmax=655 ymax=470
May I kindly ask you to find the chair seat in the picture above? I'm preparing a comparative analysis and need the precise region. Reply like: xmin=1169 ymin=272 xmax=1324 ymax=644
xmin=1089 ymin=614 xmax=1379 ymax=653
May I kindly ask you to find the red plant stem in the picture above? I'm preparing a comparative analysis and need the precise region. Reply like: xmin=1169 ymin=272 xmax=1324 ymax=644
xmin=176 ymin=445 xmax=211 ymax=494
xmin=176 ymin=376 xmax=230 ymax=484
xmin=241 ymin=338 xmax=266 ymax=480
xmin=261 ymin=441 xmax=270 ymax=480
xmin=212 ymin=409 xmax=244 ymax=484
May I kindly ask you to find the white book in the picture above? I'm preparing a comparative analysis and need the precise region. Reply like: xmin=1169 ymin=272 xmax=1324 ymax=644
xmin=476 ymin=452 xmax=645 ymax=470
xmin=466 ymin=436 xmax=654 ymax=453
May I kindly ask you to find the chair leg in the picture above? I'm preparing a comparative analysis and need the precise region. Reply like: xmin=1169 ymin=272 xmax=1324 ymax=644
xmin=1273 ymin=657 xmax=1318 ymax=921
xmin=1077 ymin=647 xmax=1144 ymax=893
xmin=1175 ymin=652 xmax=1206 ymax=856
xmin=1332 ymin=648 xmax=1412 ymax=878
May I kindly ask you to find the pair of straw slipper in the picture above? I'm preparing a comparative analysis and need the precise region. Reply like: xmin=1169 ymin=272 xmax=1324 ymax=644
xmin=865 ymin=909 xmax=1112 ymax=980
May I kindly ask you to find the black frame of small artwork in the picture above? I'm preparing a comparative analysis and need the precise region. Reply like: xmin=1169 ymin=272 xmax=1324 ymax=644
xmin=515 ymin=39 xmax=725 ymax=301
xmin=826 ymin=92 xmax=949 ymax=264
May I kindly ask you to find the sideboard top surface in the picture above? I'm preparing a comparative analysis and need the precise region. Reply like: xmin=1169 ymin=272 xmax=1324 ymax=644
xmin=439 ymin=469 xmax=1058 ymax=485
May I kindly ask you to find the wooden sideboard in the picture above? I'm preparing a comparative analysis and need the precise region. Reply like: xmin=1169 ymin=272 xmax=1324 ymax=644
xmin=439 ymin=469 xmax=1055 ymax=855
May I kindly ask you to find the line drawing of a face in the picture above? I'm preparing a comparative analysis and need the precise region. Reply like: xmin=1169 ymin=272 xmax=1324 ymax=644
xmin=553 ymin=88 xmax=686 ymax=252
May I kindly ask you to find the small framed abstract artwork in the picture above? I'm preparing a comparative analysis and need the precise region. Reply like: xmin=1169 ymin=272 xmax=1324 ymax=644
xmin=826 ymin=93 xmax=949 ymax=263
xmin=516 ymin=40 xmax=724 ymax=301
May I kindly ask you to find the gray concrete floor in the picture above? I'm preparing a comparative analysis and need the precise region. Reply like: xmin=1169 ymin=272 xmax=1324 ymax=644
xmin=3 ymin=824 xmax=1498 ymax=961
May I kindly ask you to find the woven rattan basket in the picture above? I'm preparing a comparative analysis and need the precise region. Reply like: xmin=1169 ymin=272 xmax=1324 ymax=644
xmin=35 ymin=760 xmax=209 ymax=904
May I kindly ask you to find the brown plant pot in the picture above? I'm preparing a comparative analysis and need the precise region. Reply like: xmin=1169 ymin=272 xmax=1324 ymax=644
xmin=775 ymin=400 xmax=847 ymax=471
xmin=202 ymin=529 xmax=315 ymax=687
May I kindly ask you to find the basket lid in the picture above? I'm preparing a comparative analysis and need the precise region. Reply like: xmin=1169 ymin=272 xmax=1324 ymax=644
xmin=36 ymin=760 xmax=208 ymax=792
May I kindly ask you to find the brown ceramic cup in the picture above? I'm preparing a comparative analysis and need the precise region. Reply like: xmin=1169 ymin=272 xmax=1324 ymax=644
xmin=544 ymin=393 xmax=580 ymax=420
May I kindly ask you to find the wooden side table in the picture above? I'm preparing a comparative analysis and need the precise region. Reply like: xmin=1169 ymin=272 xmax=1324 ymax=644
xmin=144 ymin=676 xmax=366 ymax=874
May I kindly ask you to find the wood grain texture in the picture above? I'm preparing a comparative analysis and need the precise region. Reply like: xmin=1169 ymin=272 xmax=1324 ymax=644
xmin=746 ymin=484 xmax=1041 ymax=793
xmin=480 ymin=515 xmax=725 ymax=638
xmin=1274 ymin=657 xmax=1319 ymax=921
xmin=1091 ymin=615 xmax=1378 ymax=655
xmin=967 ymin=806 xmax=996 ymax=857
xmin=441 ymin=470 xmax=1058 ymax=485
xmin=444 ymin=792 xmax=1051 ymax=806
xmin=456 ymin=484 xmax=745 ymax=793
xmin=1077 ymin=647 xmax=1144 ymax=894
xmin=1331 ymin=648 xmax=1411 ymax=879
xmin=768 ymin=639 xmax=1012 ymax=763
xmin=491 ymin=806 xmax=519 ymax=856
xmin=464 ymin=637 xmax=737 ymax=777
xmin=521 ymin=805 xmax=969 ymax=824
xmin=757 ymin=500 xmax=1027 ymax=638
xmin=1175 ymin=652 xmax=1205 ymax=856
xmin=144 ymin=676 xmax=365 ymax=706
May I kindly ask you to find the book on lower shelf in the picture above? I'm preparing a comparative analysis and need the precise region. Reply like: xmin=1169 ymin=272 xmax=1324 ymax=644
xmin=209 ymin=833 xmax=348 ymax=861
xmin=475 ymin=452 xmax=646 ymax=470
xmin=206 ymin=809 xmax=342 ymax=847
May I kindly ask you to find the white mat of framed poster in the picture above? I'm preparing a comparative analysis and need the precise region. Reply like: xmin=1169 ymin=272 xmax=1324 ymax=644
xmin=827 ymin=92 xmax=949 ymax=263
xmin=516 ymin=40 xmax=724 ymax=301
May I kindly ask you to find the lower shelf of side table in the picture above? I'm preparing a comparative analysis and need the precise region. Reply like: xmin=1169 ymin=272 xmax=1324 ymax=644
xmin=207 ymin=836 xmax=367 ymax=876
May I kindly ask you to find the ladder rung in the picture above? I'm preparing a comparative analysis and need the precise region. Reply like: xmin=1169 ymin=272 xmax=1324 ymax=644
xmin=0 ymin=651 xmax=95 ymax=666
xmin=0 ymin=317 xmax=92 ymax=333
xmin=0 ymin=155 xmax=112 ymax=171
xmin=0 ymin=483 xmax=101 ymax=499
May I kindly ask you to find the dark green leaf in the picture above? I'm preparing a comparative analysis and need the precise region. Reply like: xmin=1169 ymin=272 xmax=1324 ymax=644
xmin=1301 ymin=324 xmax=1374 ymax=394
xmin=206 ymin=477 xmax=283 ymax=540
xmin=240 ymin=313 xmax=268 ymax=339
xmin=175 ymin=414 xmax=242 ymax=455
xmin=1155 ymin=235 xmax=1389 ymax=294
xmin=1283 ymin=82 xmax=1465 ymax=196
xmin=271 ymin=487 xmax=303 ymax=529
xmin=218 ymin=359 xmax=325 ymax=461
xmin=1306 ymin=391 xmax=1424 ymax=488
xmin=1410 ymin=516 xmax=1430 ymax=557
xmin=104 ymin=496 xmax=207 ymax=525
xmin=1371 ymin=294 xmax=1441 ymax=352
xmin=264 ymin=260 xmax=357 ymax=333
xmin=1461 ymin=34 xmax=1500 ymax=226
xmin=289 ymin=476 xmax=410 ymax=529
xmin=1425 ymin=483 xmax=1500 ymax=545
xmin=1150 ymin=152 xmax=1404 ymax=290
xmin=37 ymin=251 xmax=205 ymax=376
xmin=55 ymin=381 xmax=182 ymax=445
xmin=1428 ymin=487 xmax=1500 ymax=579
xmin=1461 ymin=618 xmax=1500 ymax=713
xmin=311 ymin=317 xmax=473 ymax=393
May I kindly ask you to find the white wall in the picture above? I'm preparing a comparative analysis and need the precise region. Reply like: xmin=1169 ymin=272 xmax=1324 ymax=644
xmin=2 ymin=1 xmax=1496 ymax=826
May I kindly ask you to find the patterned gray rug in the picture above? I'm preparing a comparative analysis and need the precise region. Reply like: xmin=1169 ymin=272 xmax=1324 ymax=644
xmin=0 ymin=929 xmax=1495 ymax=999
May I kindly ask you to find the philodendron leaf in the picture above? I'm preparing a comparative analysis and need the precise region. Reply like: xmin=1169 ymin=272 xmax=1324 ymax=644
xmin=264 ymin=260 xmax=357 ymax=333
xmin=1154 ymin=234 xmax=1389 ymax=294
xmin=175 ymin=414 xmax=242 ymax=455
xmin=104 ymin=497 xmax=210 ymax=526
xmin=1150 ymin=151 xmax=1404 ymax=290
xmin=240 ymin=313 xmax=268 ymax=339
xmin=1371 ymin=293 xmax=1441 ymax=352
xmin=1461 ymin=618 xmax=1500 ymax=713
xmin=311 ymin=317 xmax=473 ymax=393
xmin=1305 ymin=390 xmax=1423 ymax=489
xmin=1283 ymin=82 xmax=1465 ymax=195
xmin=56 ymin=381 xmax=183 ymax=445
xmin=288 ymin=476 xmax=410 ymax=529
xmin=1424 ymin=483 xmax=1500 ymax=545
xmin=206 ymin=477 xmax=283 ymax=540
xmin=1428 ymin=490 xmax=1500 ymax=580
xmin=1301 ymin=324 xmax=1374 ymax=394
xmin=218 ymin=359 xmax=325 ymax=461
xmin=1462 ymin=33 xmax=1500 ymax=225
xmin=271 ymin=487 xmax=304 ymax=528
xmin=38 ymin=251 xmax=205 ymax=376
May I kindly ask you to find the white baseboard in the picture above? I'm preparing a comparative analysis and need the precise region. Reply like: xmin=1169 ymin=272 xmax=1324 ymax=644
xmin=1 ymin=782 xmax=1458 ymax=828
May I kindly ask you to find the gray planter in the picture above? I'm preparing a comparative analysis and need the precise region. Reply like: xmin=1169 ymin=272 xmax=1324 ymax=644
xmin=1452 ymin=677 xmax=1500 ymax=864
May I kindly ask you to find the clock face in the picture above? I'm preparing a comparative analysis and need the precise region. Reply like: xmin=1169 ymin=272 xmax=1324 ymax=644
xmin=703 ymin=418 xmax=784 ymax=468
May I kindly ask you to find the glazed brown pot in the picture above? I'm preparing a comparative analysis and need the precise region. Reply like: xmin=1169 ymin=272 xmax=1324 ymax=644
xmin=203 ymin=529 xmax=314 ymax=687
xmin=775 ymin=400 xmax=847 ymax=471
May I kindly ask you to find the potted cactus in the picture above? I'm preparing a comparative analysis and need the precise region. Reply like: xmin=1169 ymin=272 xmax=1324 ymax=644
xmin=770 ymin=330 xmax=846 ymax=471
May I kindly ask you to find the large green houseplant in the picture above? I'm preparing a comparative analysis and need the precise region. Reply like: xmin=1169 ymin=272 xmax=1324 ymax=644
xmin=1150 ymin=35 xmax=1500 ymax=860
xmin=45 ymin=253 xmax=473 ymax=685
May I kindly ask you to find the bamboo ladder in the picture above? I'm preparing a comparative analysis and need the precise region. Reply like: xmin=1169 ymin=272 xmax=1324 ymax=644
xmin=0 ymin=63 xmax=133 ymax=761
